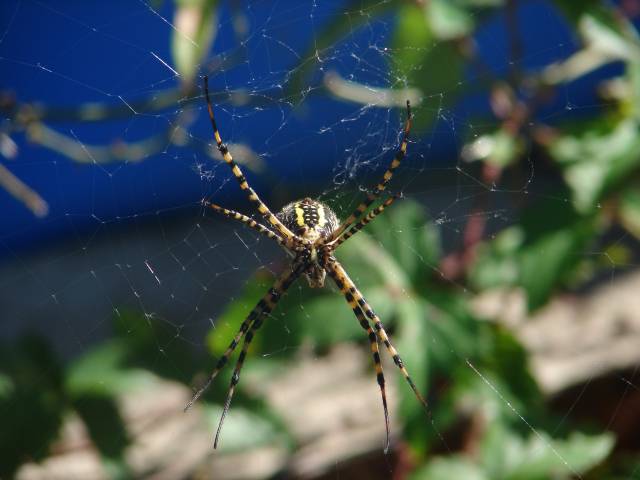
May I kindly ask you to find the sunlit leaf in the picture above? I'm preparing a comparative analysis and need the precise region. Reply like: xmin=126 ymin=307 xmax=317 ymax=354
xmin=471 ymin=199 xmax=596 ymax=310
xmin=285 ymin=0 xmax=397 ymax=98
xmin=206 ymin=272 xmax=273 ymax=357
xmin=366 ymin=199 xmax=441 ymax=284
xmin=426 ymin=0 xmax=474 ymax=40
xmin=518 ymin=210 xmax=595 ymax=310
xmin=411 ymin=456 xmax=488 ymax=480
xmin=504 ymin=431 xmax=614 ymax=479
xmin=66 ymin=342 xmax=157 ymax=396
xmin=391 ymin=4 xmax=465 ymax=132
xmin=462 ymin=130 xmax=523 ymax=168
xmin=469 ymin=226 xmax=523 ymax=289
xmin=551 ymin=118 xmax=640 ymax=214
xmin=171 ymin=0 xmax=218 ymax=82
xmin=619 ymin=183 xmax=640 ymax=239
xmin=396 ymin=297 xmax=431 ymax=452
xmin=202 ymin=403 xmax=286 ymax=452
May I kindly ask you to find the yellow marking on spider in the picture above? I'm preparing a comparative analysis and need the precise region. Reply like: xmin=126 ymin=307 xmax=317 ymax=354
xmin=214 ymin=131 xmax=222 ymax=144
xmin=295 ymin=204 xmax=306 ymax=227
xmin=391 ymin=158 xmax=401 ymax=168
xmin=232 ymin=165 xmax=242 ymax=177
xmin=317 ymin=204 xmax=326 ymax=227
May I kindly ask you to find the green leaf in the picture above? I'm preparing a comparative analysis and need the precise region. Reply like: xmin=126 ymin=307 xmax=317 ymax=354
xmin=112 ymin=310 xmax=197 ymax=382
xmin=284 ymin=0 xmax=396 ymax=99
xmin=0 ymin=336 xmax=66 ymax=478
xmin=171 ymin=0 xmax=218 ymax=82
xmin=619 ymin=182 xmax=640 ymax=239
xmin=202 ymin=403 xmax=286 ymax=452
xmin=483 ymin=327 xmax=540 ymax=404
xmin=391 ymin=4 xmax=466 ymax=132
xmin=577 ymin=10 xmax=640 ymax=62
xmin=293 ymin=287 xmax=394 ymax=348
xmin=504 ymin=431 xmax=614 ymax=479
xmin=366 ymin=200 xmax=441 ymax=284
xmin=469 ymin=226 xmax=523 ymax=289
xmin=471 ymin=199 xmax=596 ymax=310
xmin=479 ymin=420 xmax=614 ymax=479
xmin=72 ymin=394 xmax=130 ymax=478
xmin=66 ymin=342 xmax=157 ymax=396
xmin=551 ymin=118 xmax=640 ymax=214
xmin=395 ymin=297 xmax=431 ymax=451
xmin=518 ymin=215 xmax=594 ymax=310
xmin=552 ymin=0 xmax=603 ymax=25
xmin=411 ymin=456 xmax=488 ymax=480
xmin=425 ymin=0 xmax=474 ymax=40
xmin=423 ymin=290 xmax=478 ymax=370
xmin=335 ymin=232 xmax=406 ymax=291
xmin=206 ymin=272 xmax=274 ymax=357
xmin=462 ymin=130 xmax=523 ymax=168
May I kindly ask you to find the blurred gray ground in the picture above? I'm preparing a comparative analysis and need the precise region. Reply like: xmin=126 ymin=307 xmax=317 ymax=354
xmin=0 ymin=211 xmax=281 ymax=359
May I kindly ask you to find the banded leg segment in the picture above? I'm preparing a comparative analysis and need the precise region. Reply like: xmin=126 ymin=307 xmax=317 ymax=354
xmin=205 ymin=202 xmax=288 ymax=250
xmin=326 ymin=259 xmax=428 ymax=411
xmin=214 ymin=312 xmax=263 ymax=448
xmin=331 ymin=195 xmax=399 ymax=248
xmin=213 ymin=262 xmax=304 ymax=448
xmin=185 ymin=262 xmax=303 ymax=412
xmin=330 ymin=101 xmax=412 ymax=241
xmin=326 ymin=262 xmax=391 ymax=452
xmin=203 ymin=76 xmax=297 ymax=243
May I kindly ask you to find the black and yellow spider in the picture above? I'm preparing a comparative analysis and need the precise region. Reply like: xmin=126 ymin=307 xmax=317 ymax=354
xmin=186 ymin=77 xmax=427 ymax=452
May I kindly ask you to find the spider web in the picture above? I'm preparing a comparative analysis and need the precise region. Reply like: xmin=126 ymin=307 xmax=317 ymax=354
xmin=1 ymin=0 xmax=639 ymax=478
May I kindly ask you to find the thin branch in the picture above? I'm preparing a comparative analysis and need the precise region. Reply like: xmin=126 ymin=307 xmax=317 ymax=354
xmin=0 ymin=162 xmax=48 ymax=217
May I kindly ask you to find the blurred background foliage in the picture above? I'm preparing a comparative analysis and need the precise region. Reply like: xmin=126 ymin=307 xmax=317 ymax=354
xmin=2 ymin=0 xmax=640 ymax=478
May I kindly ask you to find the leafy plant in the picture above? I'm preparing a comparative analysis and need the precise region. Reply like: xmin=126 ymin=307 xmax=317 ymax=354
xmin=207 ymin=199 xmax=615 ymax=476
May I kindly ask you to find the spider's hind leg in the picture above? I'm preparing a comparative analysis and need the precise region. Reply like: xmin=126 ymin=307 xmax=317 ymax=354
xmin=326 ymin=259 xmax=429 ymax=414
xmin=185 ymin=263 xmax=302 ymax=421
xmin=325 ymin=259 xmax=394 ymax=452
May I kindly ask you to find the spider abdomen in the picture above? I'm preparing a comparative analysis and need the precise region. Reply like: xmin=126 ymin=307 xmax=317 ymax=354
xmin=277 ymin=198 xmax=339 ymax=242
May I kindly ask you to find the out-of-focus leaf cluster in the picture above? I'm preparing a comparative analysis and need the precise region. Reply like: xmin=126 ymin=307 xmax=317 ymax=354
xmin=207 ymin=200 xmax=614 ymax=478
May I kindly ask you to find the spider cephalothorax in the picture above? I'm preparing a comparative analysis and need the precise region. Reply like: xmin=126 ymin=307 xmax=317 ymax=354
xmin=186 ymin=76 xmax=427 ymax=454
xmin=277 ymin=197 xmax=339 ymax=242
xmin=277 ymin=198 xmax=339 ymax=287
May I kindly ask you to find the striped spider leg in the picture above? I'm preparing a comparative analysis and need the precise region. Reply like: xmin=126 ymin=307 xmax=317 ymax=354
xmin=328 ymin=100 xmax=412 ymax=244
xmin=203 ymin=76 xmax=298 ymax=247
xmin=325 ymin=258 xmax=429 ymax=452
xmin=331 ymin=194 xmax=399 ymax=249
xmin=203 ymin=201 xmax=290 ymax=252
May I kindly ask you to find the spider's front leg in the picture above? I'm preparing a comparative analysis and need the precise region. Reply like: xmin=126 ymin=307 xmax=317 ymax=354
xmin=203 ymin=76 xmax=298 ymax=245
xmin=329 ymin=100 xmax=412 ymax=242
